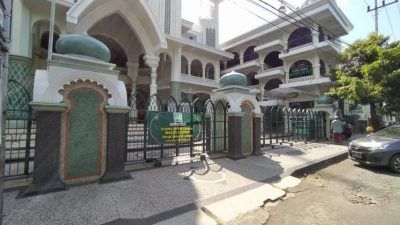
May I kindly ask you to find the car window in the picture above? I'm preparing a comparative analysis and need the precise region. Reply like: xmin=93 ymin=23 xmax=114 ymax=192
xmin=373 ymin=126 xmax=400 ymax=139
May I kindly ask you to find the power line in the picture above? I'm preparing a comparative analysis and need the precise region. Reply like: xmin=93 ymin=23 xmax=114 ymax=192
xmin=397 ymin=1 xmax=400 ymax=15
xmin=362 ymin=0 xmax=376 ymax=21
xmin=248 ymin=0 xmax=346 ymax=58
xmin=384 ymin=7 xmax=397 ymax=40
xmin=256 ymin=0 xmax=350 ymax=47
xmin=228 ymin=0 xmax=290 ymax=35
xmin=367 ymin=0 xmax=399 ymax=33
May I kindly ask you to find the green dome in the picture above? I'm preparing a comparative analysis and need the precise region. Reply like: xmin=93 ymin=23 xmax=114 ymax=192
xmin=316 ymin=95 xmax=334 ymax=105
xmin=219 ymin=71 xmax=247 ymax=87
xmin=55 ymin=34 xmax=111 ymax=62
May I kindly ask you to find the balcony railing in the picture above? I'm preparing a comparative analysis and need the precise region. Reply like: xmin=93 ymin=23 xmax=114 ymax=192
xmin=287 ymin=75 xmax=314 ymax=83
xmin=289 ymin=68 xmax=312 ymax=79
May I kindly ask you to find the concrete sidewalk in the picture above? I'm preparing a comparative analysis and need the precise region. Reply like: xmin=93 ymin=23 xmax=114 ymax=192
xmin=2 ymin=138 xmax=355 ymax=225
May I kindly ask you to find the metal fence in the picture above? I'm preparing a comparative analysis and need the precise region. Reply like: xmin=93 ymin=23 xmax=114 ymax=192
xmin=3 ymin=79 xmax=36 ymax=178
xmin=3 ymin=109 xmax=36 ymax=178
xmin=261 ymin=106 xmax=328 ymax=147
xmin=126 ymin=92 xmax=229 ymax=163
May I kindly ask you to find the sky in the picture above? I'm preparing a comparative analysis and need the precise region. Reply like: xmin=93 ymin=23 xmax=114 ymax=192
xmin=182 ymin=0 xmax=400 ymax=46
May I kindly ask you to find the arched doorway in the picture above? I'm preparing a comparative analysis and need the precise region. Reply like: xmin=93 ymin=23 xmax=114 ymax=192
xmin=191 ymin=59 xmax=202 ymax=77
xmin=265 ymin=79 xmax=283 ymax=91
xmin=246 ymin=71 xmax=259 ymax=86
xmin=288 ymin=27 xmax=312 ymax=49
xmin=264 ymin=51 xmax=283 ymax=69
xmin=227 ymin=52 xmax=240 ymax=68
xmin=243 ymin=46 xmax=258 ymax=62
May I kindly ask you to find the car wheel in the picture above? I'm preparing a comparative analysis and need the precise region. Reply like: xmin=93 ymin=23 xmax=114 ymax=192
xmin=389 ymin=155 xmax=400 ymax=173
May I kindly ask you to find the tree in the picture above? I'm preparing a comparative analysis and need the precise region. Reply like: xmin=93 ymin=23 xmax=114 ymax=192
xmin=328 ymin=34 xmax=400 ymax=131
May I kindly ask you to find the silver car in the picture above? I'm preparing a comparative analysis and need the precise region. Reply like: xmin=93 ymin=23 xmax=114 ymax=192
xmin=348 ymin=125 xmax=400 ymax=173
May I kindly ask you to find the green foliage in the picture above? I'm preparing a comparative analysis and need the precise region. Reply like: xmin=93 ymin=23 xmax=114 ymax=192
xmin=328 ymin=34 xmax=400 ymax=130
xmin=329 ymin=34 xmax=400 ymax=106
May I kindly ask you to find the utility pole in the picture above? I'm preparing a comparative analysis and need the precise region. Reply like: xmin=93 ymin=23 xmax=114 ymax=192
xmin=367 ymin=0 xmax=399 ymax=33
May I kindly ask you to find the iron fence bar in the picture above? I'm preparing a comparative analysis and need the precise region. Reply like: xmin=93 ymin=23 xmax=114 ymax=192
xmin=189 ymin=103 xmax=194 ymax=157
xmin=269 ymin=107 xmax=273 ymax=146
xmin=223 ymin=105 xmax=227 ymax=151
xmin=23 ymin=108 xmax=33 ymax=175
xmin=275 ymin=107 xmax=279 ymax=144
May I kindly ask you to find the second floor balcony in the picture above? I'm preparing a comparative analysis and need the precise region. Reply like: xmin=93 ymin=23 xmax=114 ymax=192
xmin=255 ymin=66 xmax=284 ymax=80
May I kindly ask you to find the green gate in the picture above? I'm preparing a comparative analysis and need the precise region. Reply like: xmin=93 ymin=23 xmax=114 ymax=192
xmin=4 ymin=80 xmax=36 ymax=178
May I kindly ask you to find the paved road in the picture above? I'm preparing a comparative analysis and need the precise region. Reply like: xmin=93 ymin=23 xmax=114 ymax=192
xmin=230 ymin=158 xmax=400 ymax=225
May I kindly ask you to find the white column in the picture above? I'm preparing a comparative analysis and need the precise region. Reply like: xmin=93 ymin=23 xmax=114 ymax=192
xmin=239 ymin=49 xmax=244 ymax=64
xmin=188 ymin=62 xmax=191 ymax=75
xmin=312 ymin=23 xmax=319 ymax=45
xmin=283 ymin=60 xmax=289 ymax=82
xmin=283 ymin=33 xmax=289 ymax=52
xmin=312 ymin=55 xmax=320 ymax=78
xmin=202 ymin=63 xmax=206 ymax=79
xmin=260 ymin=80 xmax=266 ymax=101
xmin=215 ymin=62 xmax=220 ymax=81
xmin=172 ymin=47 xmax=181 ymax=81
xmin=144 ymin=55 xmax=160 ymax=96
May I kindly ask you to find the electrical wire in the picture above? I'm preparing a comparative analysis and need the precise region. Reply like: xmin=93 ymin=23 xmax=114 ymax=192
xmin=384 ymin=7 xmax=397 ymax=40
xmin=245 ymin=0 xmax=342 ymax=59
xmin=228 ymin=0 xmax=290 ymax=35
xmin=255 ymin=0 xmax=349 ymax=48
xmin=397 ymin=2 xmax=400 ymax=15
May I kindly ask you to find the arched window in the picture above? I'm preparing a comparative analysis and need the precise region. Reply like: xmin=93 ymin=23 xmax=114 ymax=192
xmin=191 ymin=59 xmax=202 ymax=77
xmin=227 ymin=52 xmax=240 ymax=68
xmin=289 ymin=60 xmax=313 ymax=79
xmin=243 ymin=46 xmax=258 ymax=62
xmin=40 ymin=31 xmax=60 ymax=52
xmin=181 ymin=55 xmax=188 ymax=74
xmin=288 ymin=27 xmax=312 ymax=49
xmin=264 ymin=51 xmax=283 ymax=69
xmin=320 ymin=59 xmax=326 ymax=76
xmin=205 ymin=63 xmax=215 ymax=79
xmin=246 ymin=72 xmax=259 ymax=86
xmin=264 ymin=79 xmax=282 ymax=91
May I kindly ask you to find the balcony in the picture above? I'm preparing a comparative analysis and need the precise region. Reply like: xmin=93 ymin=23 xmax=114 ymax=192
xmin=255 ymin=66 xmax=284 ymax=80
xmin=280 ymin=75 xmax=333 ymax=88
xmin=222 ymin=59 xmax=260 ymax=74
xmin=279 ymin=40 xmax=341 ymax=60
xmin=254 ymin=40 xmax=285 ymax=53
xmin=180 ymin=74 xmax=219 ymax=88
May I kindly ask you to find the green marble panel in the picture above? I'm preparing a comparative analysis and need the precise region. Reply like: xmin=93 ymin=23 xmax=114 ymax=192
xmin=241 ymin=104 xmax=252 ymax=155
xmin=66 ymin=91 xmax=102 ymax=178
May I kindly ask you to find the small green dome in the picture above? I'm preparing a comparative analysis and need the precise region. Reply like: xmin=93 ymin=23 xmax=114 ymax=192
xmin=55 ymin=34 xmax=111 ymax=62
xmin=316 ymin=95 xmax=334 ymax=105
xmin=219 ymin=71 xmax=247 ymax=87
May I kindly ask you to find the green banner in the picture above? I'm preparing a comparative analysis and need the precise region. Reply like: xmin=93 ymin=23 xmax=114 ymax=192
xmin=147 ymin=111 xmax=202 ymax=144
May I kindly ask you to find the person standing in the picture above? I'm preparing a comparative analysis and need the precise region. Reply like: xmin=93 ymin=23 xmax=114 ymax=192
xmin=331 ymin=116 xmax=344 ymax=144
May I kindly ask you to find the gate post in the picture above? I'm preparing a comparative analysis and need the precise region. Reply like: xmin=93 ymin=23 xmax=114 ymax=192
xmin=227 ymin=112 xmax=245 ymax=159
xmin=252 ymin=113 xmax=263 ymax=156
xmin=100 ymin=106 xmax=132 ymax=182
xmin=20 ymin=103 xmax=67 ymax=197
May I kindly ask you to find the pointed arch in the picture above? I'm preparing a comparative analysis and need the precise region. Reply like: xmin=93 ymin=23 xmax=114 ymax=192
xmin=67 ymin=0 xmax=167 ymax=55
